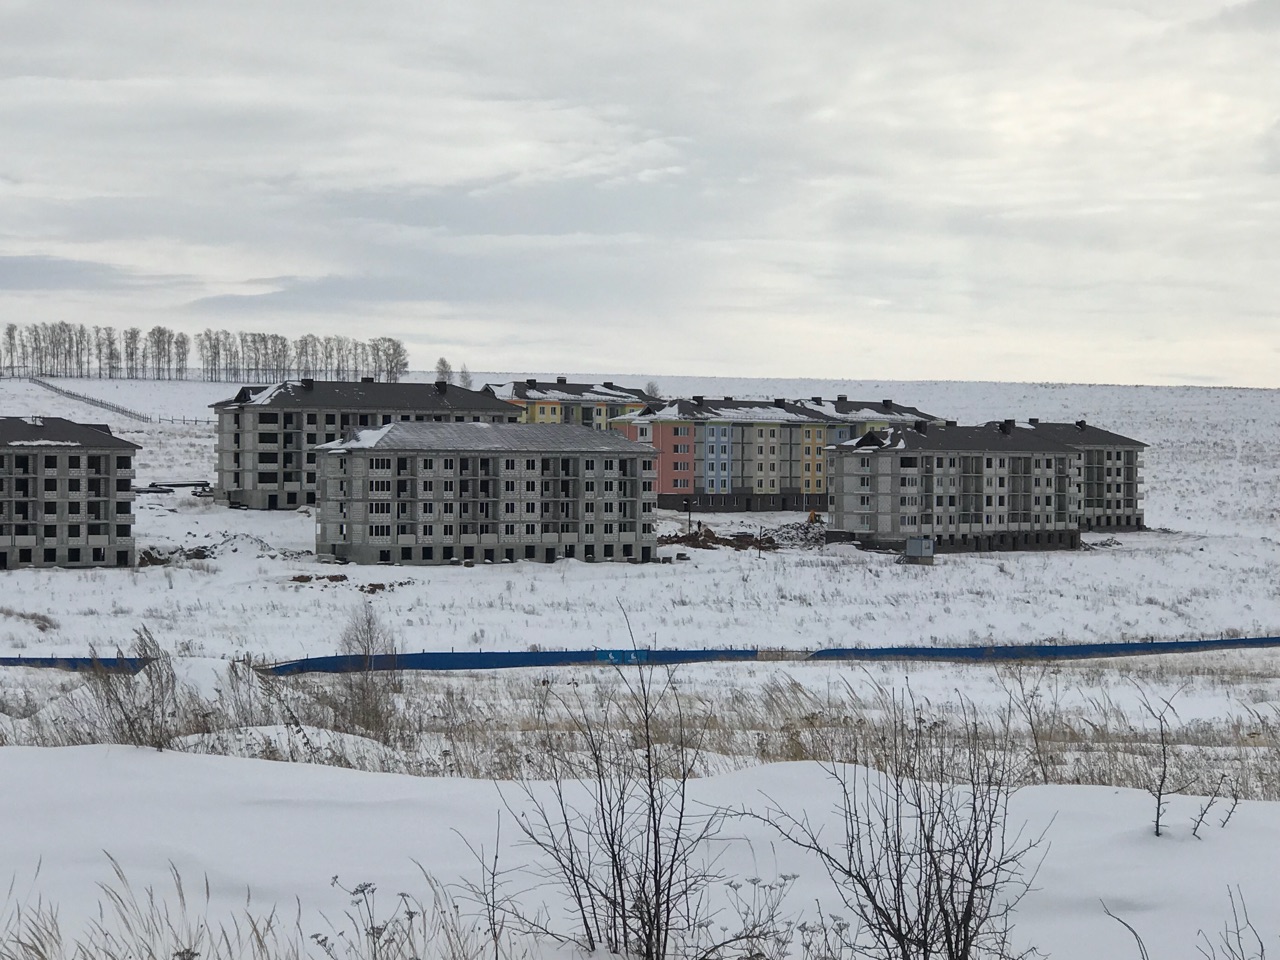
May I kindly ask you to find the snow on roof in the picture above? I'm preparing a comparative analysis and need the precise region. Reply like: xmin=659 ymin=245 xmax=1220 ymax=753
xmin=485 ymin=380 xmax=655 ymax=404
xmin=793 ymin=398 xmax=940 ymax=423
xmin=836 ymin=423 xmax=1083 ymax=454
xmin=614 ymin=398 xmax=824 ymax=424
xmin=0 ymin=417 xmax=141 ymax=450
xmin=317 ymin=422 xmax=658 ymax=455
xmin=212 ymin=380 xmax=519 ymax=414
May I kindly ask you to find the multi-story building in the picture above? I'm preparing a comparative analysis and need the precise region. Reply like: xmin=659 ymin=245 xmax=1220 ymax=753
xmin=212 ymin=379 xmax=521 ymax=509
xmin=483 ymin=378 xmax=657 ymax=429
xmin=613 ymin=396 xmax=942 ymax=512
xmin=0 ymin=417 xmax=140 ymax=570
xmin=1016 ymin=420 xmax=1147 ymax=531
xmin=314 ymin=423 xmax=658 ymax=565
xmin=613 ymin=397 xmax=829 ymax=511
xmin=827 ymin=420 xmax=1085 ymax=552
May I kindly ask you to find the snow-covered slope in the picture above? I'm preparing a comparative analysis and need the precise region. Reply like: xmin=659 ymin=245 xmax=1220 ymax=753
xmin=0 ymin=746 xmax=1272 ymax=960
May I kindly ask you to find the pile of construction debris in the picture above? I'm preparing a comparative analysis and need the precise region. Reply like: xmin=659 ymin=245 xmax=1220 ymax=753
xmin=659 ymin=520 xmax=826 ymax=552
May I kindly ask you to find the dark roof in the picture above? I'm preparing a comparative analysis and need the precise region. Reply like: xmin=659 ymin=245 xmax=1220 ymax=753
xmin=485 ymin=379 xmax=658 ymax=404
xmin=212 ymin=380 xmax=520 ymax=415
xmin=1014 ymin=420 xmax=1147 ymax=448
xmin=0 ymin=417 xmax=141 ymax=450
xmin=842 ymin=422 xmax=1080 ymax=455
xmin=616 ymin=398 xmax=826 ymax=424
xmin=318 ymin=422 xmax=658 ymax=455
xmin=794 ymin=397 xmax=943 ymax=422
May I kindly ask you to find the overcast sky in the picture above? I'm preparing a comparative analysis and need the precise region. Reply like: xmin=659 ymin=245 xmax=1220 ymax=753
xmin=2 ymin=1 xmax=1278 ymax=385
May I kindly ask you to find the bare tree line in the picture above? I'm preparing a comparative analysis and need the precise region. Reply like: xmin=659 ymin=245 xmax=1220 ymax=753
xmin=0 ymin=322 xmax=410 ymax=383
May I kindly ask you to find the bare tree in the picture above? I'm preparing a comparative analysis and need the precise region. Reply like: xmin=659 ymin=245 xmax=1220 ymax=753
xmin=173 ymin=331 xmax=190 ymax=379
xmin=645 ymin=380 xmax=662 ymax=399
xmin=1131 ymin=681 xmax=1195 ymax=838
xmin=435 ymin=356 xmax=454 ymax=384
xmin=458 ymin=364 xmax=474 ymax=389
xmin=332 ymin=601 xmax=400 ymax=742
xmin=470 ymin=654 xmax=792 ymax=960
xmin=758 ymin=687 xmax=1045 ymax=960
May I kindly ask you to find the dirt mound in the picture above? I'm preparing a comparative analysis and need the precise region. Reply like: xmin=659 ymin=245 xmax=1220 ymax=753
xmin=659 ymin=520 xmax=825 ymax=552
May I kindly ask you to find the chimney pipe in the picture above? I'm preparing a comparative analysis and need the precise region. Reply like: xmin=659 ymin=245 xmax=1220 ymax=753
xmin=361 ymin=376 xmax=374 ymax=383
xmin=774 ymin=398 xmax=786 ymax=408
xmin=603 ymin=381 xmax=615 ymax=388
xmin=300 ymin=378 xmax=314 ymax=390
xmin=836 ymin=394 xmax=847 ymax=402
xmin=914 ymin=420 xmax=927 ymax=434
xmin=525 ymin=378 xmax=537 ymax=387
xmin=723 ymin=396 xmax=734 ymax=401
xmin=1000 ymin=419 xmax=1015 ymax=435
xmin=692 ymin=395 xmax=704 ymax=405
xmin=811 ymin=396 xmax=822 ymax=403
xmin=882 ymin=399 xmax=893 ymax=410
xmin=556 ymin=376 xmax=568 ymax=385
xmin=434 ymin=380 xmax=448 ymax=394
xmin=1075 ymin=419 xmax=1087 ymax=431
xmin=1028 ymin=417 xmax=1039 ymax=425
xmin=946 ymin=420 xmax=957 ymax=427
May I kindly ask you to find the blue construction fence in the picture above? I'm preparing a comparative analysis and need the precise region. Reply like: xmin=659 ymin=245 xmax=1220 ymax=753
xmin=6 ymin=636 xmax=1280 ymax=677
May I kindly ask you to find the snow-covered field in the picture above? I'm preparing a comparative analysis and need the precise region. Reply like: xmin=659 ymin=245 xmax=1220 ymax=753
xmin=2 ymin=746 xmax=1278 ymax=960
xmin=5 ymin=372 xmax=1280 ymax=957
xmin=2 ymin=374 xmax=1280 ymax=659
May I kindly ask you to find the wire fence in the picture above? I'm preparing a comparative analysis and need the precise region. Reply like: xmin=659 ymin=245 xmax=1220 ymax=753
xmin=27 ymin=377 xmax=153 ymax=423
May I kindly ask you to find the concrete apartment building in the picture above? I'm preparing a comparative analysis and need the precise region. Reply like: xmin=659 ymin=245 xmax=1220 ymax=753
xmin=0 ymin=417 xmax=140 ymax=570
xmin=314 ymin=422 xmax=658 ymax=565
xmin=212 ymin=379 xmax=521 ymax=509
xmin=827 ymin=419 xmax=1147 ymax=552
xmin=484 ymin=378 xmax=657 ymax=428
xmin=827 ymin=421 xmax=1085 ymax=552
xmin=614 ymin=396 xmax=941 ymax=513
xmin=1015 ymin=420 xmax=1147 ymax=530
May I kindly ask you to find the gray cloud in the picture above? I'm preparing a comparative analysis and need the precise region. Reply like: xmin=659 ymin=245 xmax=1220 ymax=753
xmin=0 ymin=1 xmax=1278 ymax=384
xmin=0 ymin=255 xmax=135 ymax=290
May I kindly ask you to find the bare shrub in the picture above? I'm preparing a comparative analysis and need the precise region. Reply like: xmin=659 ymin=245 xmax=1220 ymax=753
xmin=1131 ymin=682 xmax=1196 ymax=838
xmin=70 ymin=627 xmax=197 ymax=750
xmin=326 ymin=602 xmax=402 ymax=745
xmin=1104 ymin=887 xmax=1265 ymax=960
xmin=0 ymin=857 xmax=508 ymax=960
xmin=468 ymin=658 xmax=794 ymax=960
xmin=759 ymin=687 xmax=1046 ymax=960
